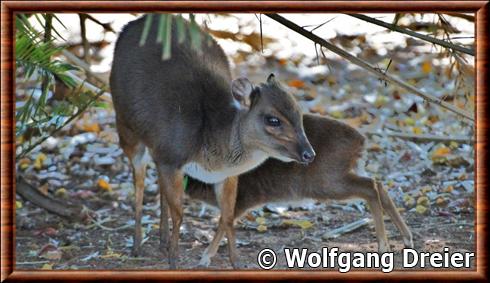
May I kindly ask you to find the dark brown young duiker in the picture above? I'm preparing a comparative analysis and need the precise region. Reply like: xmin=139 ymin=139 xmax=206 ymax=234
xmin=187 ymin=113 xmax=414 ymax=267
xmin=110 ymin=15 xmax=314 ymax=269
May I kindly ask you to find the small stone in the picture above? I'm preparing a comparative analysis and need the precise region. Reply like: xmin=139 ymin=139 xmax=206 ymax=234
xmin=70 ymin=133 xmax=96 ymax=146
xmin=94 ymin=155 xmax=116 ymax=166
xmin=43 ymin=137 xmax=59 ymax=151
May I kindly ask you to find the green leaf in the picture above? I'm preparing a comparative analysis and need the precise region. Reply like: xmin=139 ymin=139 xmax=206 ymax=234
xmin=156 ymin=14 xmax=167 ymax=43
xmin=139 ymin=14 xmax=153 ymax=46
xmin=162 ymin=14 xmax=172 ymax=60
xmin=189 ymin=14 xmax=202 ymax=52
xmin=175 ymin=15 xmax=186 ymax=44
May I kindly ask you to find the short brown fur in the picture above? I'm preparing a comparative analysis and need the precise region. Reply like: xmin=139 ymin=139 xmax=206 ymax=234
xmin=187 ymin=114 xmax=413 ymax=267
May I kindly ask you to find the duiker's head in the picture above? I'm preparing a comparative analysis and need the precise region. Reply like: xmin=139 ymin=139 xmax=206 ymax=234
xmin=232 ymin=74 xmax=315 ymax=164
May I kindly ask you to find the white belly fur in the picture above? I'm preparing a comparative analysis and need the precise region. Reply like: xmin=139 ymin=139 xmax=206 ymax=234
xmin=183 ymin=151 xmax=268 ymax=184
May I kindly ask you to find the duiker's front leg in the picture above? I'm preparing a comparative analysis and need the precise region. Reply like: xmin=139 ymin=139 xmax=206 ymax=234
xmin=215 ymin=177 xmax=241 ymax=268
xmin=157 ymin=165 xmax=184 ymax=269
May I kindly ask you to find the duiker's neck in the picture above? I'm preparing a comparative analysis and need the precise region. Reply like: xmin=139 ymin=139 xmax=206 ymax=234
xmin=204 ymin=107 xmax=256 ymax=165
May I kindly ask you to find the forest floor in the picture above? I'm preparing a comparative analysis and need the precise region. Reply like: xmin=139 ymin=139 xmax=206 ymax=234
xmin=15 ymin=14 xmax=475 ymax=271
xmin=16 ymin=197 xmax=474 ymax=270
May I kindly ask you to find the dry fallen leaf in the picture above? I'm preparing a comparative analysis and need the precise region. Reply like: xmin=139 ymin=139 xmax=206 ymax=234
xmin=55 ymin=188 xmax=67 ymax=198
xmin=309 ymin=105 xmax=327 ymax=116
xmin=287 ymin=79 xmax=306 ymax=89
xmin=277 ymin=58 xmax=288 ymax=66
xmin=436 ymin=197 xmax=448 ymax=207
xmin=431 ymin=146 xmax=451 ymax=160
xmin=34 ymin=153 xmax=47 ymax=170
xmin=18 ymin=158 xmax=31 ymax=170
xmin=421 ymin=60 xmax=432 ymax=74
xmin=403 ymin=194 xmax=415 ymax=208
xmin=82 ymin=122 xmax=101 ymax=133
xmin=38 ymin=244 xmax=62 ymax=260
xmin=412 ymin=127 xmax=423 ymax=135
xmin=417 ymin=196 xmax=430 ymax=207
xmin=97 ymin=179 xmax=112 ymax=192
xmin=41 ymin=263 xmax=54 ymax=270
xmin=257 ymin=224 xmax=267 ymax=232
xmin=329 ymin=110 xmax=344 ymax=119
xmin=38 ymin=183 xmax=49 ymax=196
xmin=283 ymin=219 xmax=314 ymax=230
xmin=415 ymin=204 xmax=429 ymax=215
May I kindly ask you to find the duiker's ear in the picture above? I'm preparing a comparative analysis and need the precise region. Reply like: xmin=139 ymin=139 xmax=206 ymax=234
xmin=267 ymin=73 xmax=277 ymax=85
xmin=231 ymin=77 xmax=254 ymax=108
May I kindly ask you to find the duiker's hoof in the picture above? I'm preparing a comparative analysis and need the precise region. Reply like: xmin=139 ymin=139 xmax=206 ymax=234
xmin=232 ymin=261 xmax=246 ymax=269
xmin=159 ymin=242 xmax=169 ymax=254
xmin=131 ymin=246 xmax=141 ymax=257
xmin=404 ymin=237 xmax=414 ymax=249
xmin=168 ymin=259 xmax=178 ymax=270
xmin=378 ymin=243 xmax=391 ymax=254
xmin=197 ymin=256 xmax=211 ymax=268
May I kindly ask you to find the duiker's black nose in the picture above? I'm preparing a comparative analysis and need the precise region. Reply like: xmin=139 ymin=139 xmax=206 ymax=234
xmin=301 ymin=149 xmax=316 ymax=163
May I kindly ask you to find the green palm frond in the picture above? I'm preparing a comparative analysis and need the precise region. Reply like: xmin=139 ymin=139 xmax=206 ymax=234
xmin=15 ymin=14 xmax=79 ymax=139
xmin=16 ymin=16 xmax=77 ymax=87
xmin=140 ymin=13 xmax=203 ymax=60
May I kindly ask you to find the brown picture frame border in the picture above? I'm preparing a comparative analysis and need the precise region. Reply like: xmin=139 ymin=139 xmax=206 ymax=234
xmin=1 ymin=1 xmax=488 ymax=281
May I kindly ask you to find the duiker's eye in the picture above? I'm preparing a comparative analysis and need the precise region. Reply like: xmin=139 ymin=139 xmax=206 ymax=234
xmin=264 ymin=115 xmax=281 ymax=127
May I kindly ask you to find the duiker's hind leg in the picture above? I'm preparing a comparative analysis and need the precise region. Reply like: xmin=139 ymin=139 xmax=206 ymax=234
xmin=158 ymin=176 xmax=170 ymax=254
xmin=156 ymin=164 xmax=184 ymax=269
xmin=376 ymin=181 xmax=414 ymax=248
xmin=343 ymin=174 xmax=390 ymax=253
xmin=120 ymin=137 xmax=148 ymax=257
xmin=198 ymin=222 xmax=225 ymax=268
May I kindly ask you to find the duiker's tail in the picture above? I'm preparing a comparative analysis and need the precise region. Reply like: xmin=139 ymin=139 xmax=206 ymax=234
xmin=185 ymin=176 xmax=218 ymax=206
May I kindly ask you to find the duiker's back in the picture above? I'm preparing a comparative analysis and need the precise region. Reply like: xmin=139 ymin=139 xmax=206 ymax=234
xmin=110 ymin=15 xmax=235 ymax=164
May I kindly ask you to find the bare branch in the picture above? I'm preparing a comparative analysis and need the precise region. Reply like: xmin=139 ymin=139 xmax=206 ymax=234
xmin=16 ymin=175 xmax=84 ymax=221
xmin=347 ymin=14 xmax=474 ymax=56
xmin=265 ymin=14 xmax=474 ymax=124
xmin=362 ymin=130 xmax=473 ymax=144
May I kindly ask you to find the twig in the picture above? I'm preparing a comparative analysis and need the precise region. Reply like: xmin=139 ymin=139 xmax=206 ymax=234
xmin=82 ymin=13 xmax=115 ymax=33
xmin=79 ymin=14 xmax=90 ymax=64
xmin=61 ymin=49 xmax=108 ymax=86
xmin=266 ymin=14 xmax=474 ymax=124
xmin=310 ymin=17 xmax=337 ymax=32
xmin=444 ymin=12 xmax=475 ymax=23
xmin=255 ymin=13 xmax=264 ymax=53
xmin=347 ymin=14 xmax=474 ymax=56
xmin=88 ymin=219 xmax=133 ymax=231
xmin=322 ymin=217 xmax=372 ymax=239
xmin=16 ymin=261 xmax=50 ymax=265
xmin=362 ymin=130 xmax=473 ymax=143
xmin=124 ymin=257 xmax=154 ymax=261
xmin=314 ymin=43 xmax=320 ymax=65
xmin=65 ymin=71 xmax=112 ymax=102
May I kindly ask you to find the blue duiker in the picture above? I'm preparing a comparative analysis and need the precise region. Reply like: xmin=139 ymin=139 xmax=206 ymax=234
xmin=110 ymin=14 xmax=315 ymax=269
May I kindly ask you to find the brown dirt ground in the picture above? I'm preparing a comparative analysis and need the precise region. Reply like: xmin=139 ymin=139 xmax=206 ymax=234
xmin=15 ymin=194 xmax=475 ymax=271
